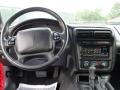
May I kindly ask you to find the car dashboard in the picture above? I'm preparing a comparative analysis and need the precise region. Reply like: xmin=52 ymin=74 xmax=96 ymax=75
xmin=0 ymin=18 xmax=120 ymax=73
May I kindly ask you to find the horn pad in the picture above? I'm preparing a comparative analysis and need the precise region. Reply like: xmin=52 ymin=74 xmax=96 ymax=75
xmin=15 ymin=28 xmax=53 ymax=54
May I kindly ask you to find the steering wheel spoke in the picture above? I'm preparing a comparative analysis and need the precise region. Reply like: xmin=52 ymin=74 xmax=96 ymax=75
xmin=17 ymin=52 xmax=54 ymax=65
xmin=17 ymin=55 xmax=25 ymax=64
xmin=46 ymin=52 xmax=54 ymax=61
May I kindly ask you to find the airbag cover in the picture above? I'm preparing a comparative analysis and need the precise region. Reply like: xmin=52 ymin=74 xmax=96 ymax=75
xmin=15 ymin=28 xmax=53 ymax=54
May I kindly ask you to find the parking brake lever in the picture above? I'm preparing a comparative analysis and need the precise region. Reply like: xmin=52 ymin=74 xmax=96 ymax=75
xmin=89 ymin=65 xmax=96 ymax=90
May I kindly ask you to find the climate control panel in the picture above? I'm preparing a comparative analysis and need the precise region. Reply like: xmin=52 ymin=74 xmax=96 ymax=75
xmin=81 ymin=60 xmax=109 ymax=69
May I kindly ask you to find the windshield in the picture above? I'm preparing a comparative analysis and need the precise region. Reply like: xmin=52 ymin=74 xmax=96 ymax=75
xmin=0 ymin=0 xmax=120 ymax=24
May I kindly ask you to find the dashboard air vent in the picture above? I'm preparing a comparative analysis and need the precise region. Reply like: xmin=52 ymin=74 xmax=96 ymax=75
xmin=75 ymin=29 xmax=112 ymax=41
xmin=94 ymin=31 xmax=112 ymax=39
xmin=76 ymin=30 xmax=93 ymax=41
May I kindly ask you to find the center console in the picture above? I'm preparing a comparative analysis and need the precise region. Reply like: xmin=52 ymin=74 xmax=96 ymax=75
xmin=73 ymin=27 xmax=115 ymax=90
xmin=74 ymin=27 xmax=115 ymax=71
xmin=77 ymin=65 xmax=115 ymax=90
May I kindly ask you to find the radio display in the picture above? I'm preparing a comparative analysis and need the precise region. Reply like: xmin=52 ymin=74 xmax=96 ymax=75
xmin=80 ymin=46 xmax=109 ymax=57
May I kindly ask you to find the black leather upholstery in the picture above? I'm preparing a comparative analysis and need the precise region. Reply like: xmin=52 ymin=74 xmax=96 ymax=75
xmin=15 ymin=27 xmax=53 ymax=54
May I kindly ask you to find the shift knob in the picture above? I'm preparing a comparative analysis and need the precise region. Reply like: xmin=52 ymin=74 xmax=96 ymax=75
xmin=89 ymin=66 xmax=96 ymax=78
xmin=89 ymin=65 xmax=96 ymax=90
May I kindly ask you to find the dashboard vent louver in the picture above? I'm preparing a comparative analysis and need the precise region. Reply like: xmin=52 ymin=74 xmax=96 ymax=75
xmin=75 ymin=29 xmax=112 ymax=41
xmin=76 ymin=30 xmax=93 ymax=41
xmin=94 ymin=31 xmax=111 ymax=39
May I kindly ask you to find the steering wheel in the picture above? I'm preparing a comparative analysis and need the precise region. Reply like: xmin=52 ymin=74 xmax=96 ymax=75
xmin=1 ymin=7 xmax=68 ymax=70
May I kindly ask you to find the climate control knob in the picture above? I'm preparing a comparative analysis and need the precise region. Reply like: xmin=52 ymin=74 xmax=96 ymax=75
xmin=83 ymin=61 xmax=89 ymax=67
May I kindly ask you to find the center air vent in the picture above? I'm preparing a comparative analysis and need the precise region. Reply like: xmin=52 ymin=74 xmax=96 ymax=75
xmin=94 ymin=31 xmax=111 ymax=39
xmin=75 ymin=29 xmax=112 ymax=41
xmin=76 ymin=30 xmax=93 ymax=41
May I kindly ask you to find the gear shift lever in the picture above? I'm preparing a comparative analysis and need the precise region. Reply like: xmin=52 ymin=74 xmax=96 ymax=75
xmin=89 ymin=65 xmax=96 ymax=90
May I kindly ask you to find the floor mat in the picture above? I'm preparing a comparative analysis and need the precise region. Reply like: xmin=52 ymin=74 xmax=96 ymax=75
xmin=0 ymin=63 xmax=4 ymax=90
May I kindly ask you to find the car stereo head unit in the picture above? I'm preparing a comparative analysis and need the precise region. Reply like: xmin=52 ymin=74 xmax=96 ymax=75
xmin=80 ymin=46 xmax=109 ymax=58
